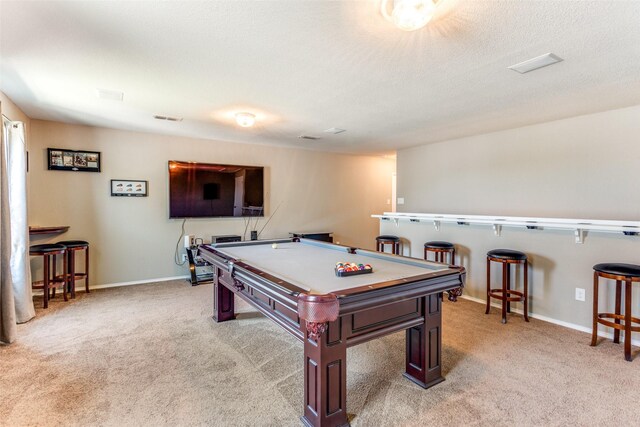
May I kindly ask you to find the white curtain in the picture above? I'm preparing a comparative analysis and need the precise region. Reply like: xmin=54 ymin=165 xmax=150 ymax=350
xmin=1 ymin=118 xmax=34 ymax=344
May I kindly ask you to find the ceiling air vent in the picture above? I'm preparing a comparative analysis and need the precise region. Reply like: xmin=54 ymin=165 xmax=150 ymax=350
xmin=298 ymin=135 xmax=321 ymax=141
xmin=154 ymin=115 xmax=183 ymax=122
xmin=324 ymin=127 xmax=346 ymax=134
xmin=508 ymin=53 xmax=563 ymax=74
xmin=96 ymin=88 xmax=124 ymax=101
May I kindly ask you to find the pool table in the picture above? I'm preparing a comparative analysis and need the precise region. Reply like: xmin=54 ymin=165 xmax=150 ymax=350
xmin=199 ymin=238 xmax=465 ymax=427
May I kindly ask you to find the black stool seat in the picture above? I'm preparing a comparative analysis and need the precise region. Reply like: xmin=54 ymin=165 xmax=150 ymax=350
xmin=29 ymin=244 xmax=66 ymax=255
xmin=376 ymin=235 xmax=400 ymax=242
xmin=56 ymin=240 xmax=88 ymax=248
xmin=487 ymin=249 xmax=527 ymax=261
xmin=424 ymin=241 xmax=454 ymax=249
xmin=593 ymin=263 xmax=640 ymax=278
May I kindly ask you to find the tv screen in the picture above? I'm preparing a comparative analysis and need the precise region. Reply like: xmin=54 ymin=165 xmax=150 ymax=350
xmin=168 ymin=161 xmax=264 ymax=218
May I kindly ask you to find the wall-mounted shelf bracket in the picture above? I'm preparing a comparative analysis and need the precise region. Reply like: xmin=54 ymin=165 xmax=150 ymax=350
xmin=434 ymin=220 xmax=441 ymax=231
xmin=493 ymin=224 xmax=502 ymax=236
xmin=574 ymin=229 xmax=585 ymax=244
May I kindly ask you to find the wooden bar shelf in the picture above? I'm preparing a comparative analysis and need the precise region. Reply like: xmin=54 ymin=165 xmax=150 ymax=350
xmin=29 ymin=226 xmax=70 ymax=235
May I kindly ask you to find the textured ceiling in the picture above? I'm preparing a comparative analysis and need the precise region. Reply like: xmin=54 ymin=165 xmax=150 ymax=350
xmin=1 ymin=0 xmax=639 ymax=155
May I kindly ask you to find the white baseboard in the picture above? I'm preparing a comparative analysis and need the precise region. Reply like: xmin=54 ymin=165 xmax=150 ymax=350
xmin=460 ymin=294 xmax=640 ymax=347
xmin=89 ymin=275 xmax=189 ymax=291
xmin=31 ymin=275 xmax=191 ymax=297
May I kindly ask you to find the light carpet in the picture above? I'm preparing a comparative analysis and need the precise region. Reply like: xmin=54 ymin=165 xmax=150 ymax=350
xmin=1 ymin=280 xmax=638 ymax=426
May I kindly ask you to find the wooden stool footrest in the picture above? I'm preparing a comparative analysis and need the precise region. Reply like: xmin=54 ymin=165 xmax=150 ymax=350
xmin=597 ymin=313 xmax=640 ymax=332
xmin=32 ymin=279 xmax=66 ymax=287
xmin=488 ymin=289 xmax=525 ymax=302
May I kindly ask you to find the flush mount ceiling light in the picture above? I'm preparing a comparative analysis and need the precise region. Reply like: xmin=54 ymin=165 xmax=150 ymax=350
xmin=235 ymin=112 xmax=256 ymax=127
xmin=380 ymin=0 xmax=440 ymax=31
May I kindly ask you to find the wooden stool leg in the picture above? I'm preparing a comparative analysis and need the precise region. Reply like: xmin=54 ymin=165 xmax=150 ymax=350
xmin=614 ymin=280 xmax=622 ymax=343
xmin=501 ymin=262 xmax=507 ymax=324
xmin=85 ymin=246 xmax=90 ymax=293
xmin=523 ymin=260 xmax=529 ymax=322
xmin=591 ymin=272 xmax=599 ymax=346
xmin=485 ymin=258 xmax=491 ymax=315
xmin=43 ymin=255 xmax=50 ymax=309
xmin=451 ymin=249 xmax=456 ymax=265
xmin=62 ymin=251 xmax=68 ymax=302
xmin=424 ymin=248 xmax=427 ymax=260
xmin=624 ymin=280 xmax=632 ymax=361
xmin=506 ymin=263 xmax=512 ymax=314
xmin=51 ymin=254 xmax=57 ymax=299
xmin=69 ymin=250 xmax=76 ymax=298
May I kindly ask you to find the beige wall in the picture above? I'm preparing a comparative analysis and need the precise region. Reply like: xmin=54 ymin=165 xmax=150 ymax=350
xmin=384 ymin=104 xmax=640 ymax=332
xmin=29 ymin=120 xmax=395 ymax=286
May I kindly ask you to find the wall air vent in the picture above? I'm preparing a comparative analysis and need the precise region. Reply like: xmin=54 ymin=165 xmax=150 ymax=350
xmin=298 ymin=135 xmax=321 ymax=141
xmin=154 ymin=115 xmax=183 ymax=122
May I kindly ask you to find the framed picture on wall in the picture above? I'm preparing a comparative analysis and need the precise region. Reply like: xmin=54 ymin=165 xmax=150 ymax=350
xmin=48 ymin=148 xmax=101 ymax=172
xmin=111 ymin=179 xmax=148 ymax=197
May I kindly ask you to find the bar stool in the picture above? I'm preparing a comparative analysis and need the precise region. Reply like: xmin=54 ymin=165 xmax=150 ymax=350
xmin=56 ymin=240 xmax=90 ymax=296
xmin=485 ymin=249 xmax=529 ymax=324
xmin=424 ymin=241 xmax=455 ymax=264
xmin=29 ymin=244 xmax=68 ymax=308
xmin=591 ymin=263 xmax=640 ymax=361
xmin=376 ymin=235 xmax=400 ymax=255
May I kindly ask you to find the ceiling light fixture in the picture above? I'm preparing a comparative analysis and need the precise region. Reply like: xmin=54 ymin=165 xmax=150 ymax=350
xmin=235 ymin=112 xmax=256 ymax=127
xmin=381 ymin=0 xmax=439 ymax=31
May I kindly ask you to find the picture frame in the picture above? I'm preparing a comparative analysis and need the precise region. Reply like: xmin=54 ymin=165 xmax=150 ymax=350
xmin=111 ymin=179 xmax=148 ymax=197
xmin=48 ymin=148 xmax=101 ymax=172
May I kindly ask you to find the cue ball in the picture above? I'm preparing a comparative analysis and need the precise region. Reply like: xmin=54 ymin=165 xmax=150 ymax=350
xmin=272 ymin=243 xmax=278 ymax=249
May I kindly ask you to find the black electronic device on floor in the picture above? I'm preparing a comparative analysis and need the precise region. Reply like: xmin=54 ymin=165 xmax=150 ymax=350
xmin=187 ymin=246 xmax=214 ymax=286
xmin=188 ymin=236 xmax=242 ymax=285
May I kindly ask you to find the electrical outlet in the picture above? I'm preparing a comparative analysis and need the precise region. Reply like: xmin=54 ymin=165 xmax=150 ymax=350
xmin=181 ymin=254 xmax=188 ymax=263
xmin=397 ymin=197 xmax=405 ymax=205
xmin=575 ymin=287 xmax=586 ymax=302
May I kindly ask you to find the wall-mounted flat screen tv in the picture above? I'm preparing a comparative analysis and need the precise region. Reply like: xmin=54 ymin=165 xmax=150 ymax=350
xmin=168 ymin=160 xmax=264 ymax=218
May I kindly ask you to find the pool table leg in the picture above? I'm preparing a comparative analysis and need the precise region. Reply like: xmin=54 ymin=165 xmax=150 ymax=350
xmin=213 ymin=282 xmax=236 ymax=322
xmin=301 ymin=320 xmax=349 ymax=427
xmin=403 ymin=293 xmax=445 ymax=389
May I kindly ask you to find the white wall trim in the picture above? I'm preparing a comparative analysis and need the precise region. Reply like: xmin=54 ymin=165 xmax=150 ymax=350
xmin=89 ymin=275 xmax=189 ymax=291
xmin=33 ymin=275 xmax=190 ymax=296
xmin=460 ymin=294 xmax=640 ymax=347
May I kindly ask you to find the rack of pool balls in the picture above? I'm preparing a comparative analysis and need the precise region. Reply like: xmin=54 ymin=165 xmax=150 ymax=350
xmin=335 ymin=262 xmax=373 ymax=277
